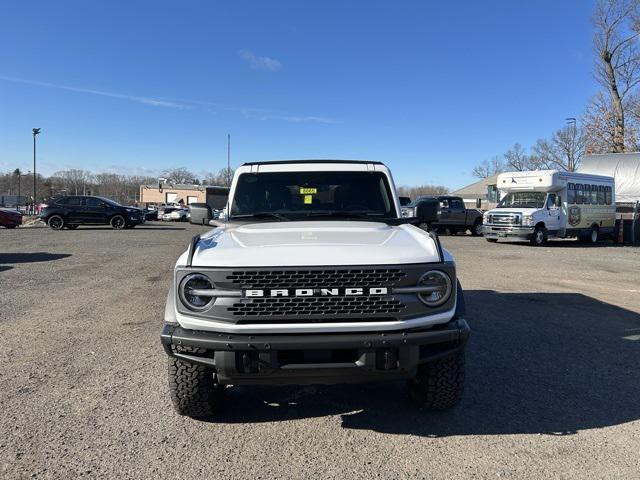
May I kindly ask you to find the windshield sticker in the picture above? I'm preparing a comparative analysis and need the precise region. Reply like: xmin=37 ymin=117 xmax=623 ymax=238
xmin=300 ymin=187 xmax=317 ymax=194
xmin=303 ymin=194 xmax=313 ymax=204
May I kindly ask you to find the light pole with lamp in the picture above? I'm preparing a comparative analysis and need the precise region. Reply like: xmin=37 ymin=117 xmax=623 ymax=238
xmin=565 ymin=118 xmax=577 ymax=171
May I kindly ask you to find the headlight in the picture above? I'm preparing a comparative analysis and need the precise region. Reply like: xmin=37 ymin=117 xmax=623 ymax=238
xmin=522 ymin=215 xmax=535 ymax=226
xmin=179 ymin=273 xmax=214 ymax=311
xmin=417 ymin=270 xmax=452 ymax=307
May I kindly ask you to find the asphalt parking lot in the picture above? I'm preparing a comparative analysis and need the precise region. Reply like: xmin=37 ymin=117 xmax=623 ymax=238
xmin=1 ymin=223 xmax=639 ymax=479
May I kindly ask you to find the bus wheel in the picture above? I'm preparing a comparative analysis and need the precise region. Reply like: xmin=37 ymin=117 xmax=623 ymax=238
xmin=588 ymin=226 xmax=599 ymax=244
xmin=530 ymin=227 xmax=546 ymax=246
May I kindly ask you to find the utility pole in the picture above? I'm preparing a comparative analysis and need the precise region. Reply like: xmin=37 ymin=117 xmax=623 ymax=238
xmin=566 ymin=118 xmax=577 ymax=172
xmin=32 ymin=128 xmax=41 ymax=213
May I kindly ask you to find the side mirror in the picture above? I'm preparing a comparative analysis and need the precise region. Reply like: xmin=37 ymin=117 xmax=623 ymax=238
xmin=413 ymin=198 xmax=440 ymax=224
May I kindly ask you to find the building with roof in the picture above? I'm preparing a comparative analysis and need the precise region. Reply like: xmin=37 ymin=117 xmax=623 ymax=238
xmin=451 ymin=174 xmax=499 ymax=209
xmin=139 ymin=183 xmax=229 ymax=209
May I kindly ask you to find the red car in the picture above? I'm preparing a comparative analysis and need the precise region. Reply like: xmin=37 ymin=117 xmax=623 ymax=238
xmin=0 ymin=208 xmax=22 ymax=229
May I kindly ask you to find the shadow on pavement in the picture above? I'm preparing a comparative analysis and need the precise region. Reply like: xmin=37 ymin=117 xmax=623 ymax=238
xmin=213 ymin=290 xmax=640 ymax=436
xmin=0 ymin=252 xmax=71 ymax=265
xmin=66 ymin=226 xmax=186 ymax=231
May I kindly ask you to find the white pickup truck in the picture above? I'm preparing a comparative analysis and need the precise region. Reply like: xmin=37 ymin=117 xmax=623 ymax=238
xmin=160 ymin=160 xmax=469 ymax=418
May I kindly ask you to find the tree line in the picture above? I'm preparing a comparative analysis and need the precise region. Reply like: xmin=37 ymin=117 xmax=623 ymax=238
xmin=0 ymin=167 xmax=233 ymax=206
xmin=473 ymin=0 xmax=640 ymax=178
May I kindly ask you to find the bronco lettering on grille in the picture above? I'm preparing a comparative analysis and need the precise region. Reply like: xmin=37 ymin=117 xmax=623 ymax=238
xmin=244 ymin=287 xmax=388 ymax=297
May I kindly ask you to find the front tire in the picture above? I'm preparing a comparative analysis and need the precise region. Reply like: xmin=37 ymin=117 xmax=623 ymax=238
xmin=48 ymin=215 xmax=65 ymax=230
xmin=587 ymin=226 xmax=599 ymax=244
xmin=168 ymin=347 xmax=223 ymax=418
xmin=530 ymin=226 xmax=546 ymax=246
xmin=471 ymin=220 xmax=483 ymax=236
xmin=110 ymin=215 xmax=126 ymax=229
xmin=408 ymin=350 xmax=465 ymax=410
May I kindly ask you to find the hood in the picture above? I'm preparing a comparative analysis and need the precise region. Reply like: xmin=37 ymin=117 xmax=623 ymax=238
xmin=487 ymin=207 xmax=541 ymax=216
xmin=183 ymin=221 xmax=441 ymax=267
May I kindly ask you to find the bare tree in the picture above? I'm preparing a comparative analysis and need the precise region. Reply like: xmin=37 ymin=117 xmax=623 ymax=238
xmin=203 ymin=167 xmax=235 ymax=187
xmin=471 ymin=156 xmax=505 ymax=178
xmin=52 ymin=169 xmax=94 ymax=195
xmin=592 ymin=0 xmax=640 ymax=152
xmin=161 ymin=167 xmax=197 ymax=185
xmin=503 ymin=143 xmax=534 ymax=171
xmin=530 ymin=125 xmax=587 ymax=172
xmin=397 ymin=185 xmax=449 ymax=199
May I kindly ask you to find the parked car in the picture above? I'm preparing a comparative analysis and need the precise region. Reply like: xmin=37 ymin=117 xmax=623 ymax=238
xmin=144 ymin=208 xmax=158 ymax=221
xmin=0 ymin=208 xmax=22 ymax=228
xmin=162 ymin=207 xmax=189 ymax=222
xmin=410 ymin=195 xmax=484 ymax=236
xmin=39 ymin=195 xmax=145 ymax=230
xmin=160 ymin=159 xmax=468 ymax=418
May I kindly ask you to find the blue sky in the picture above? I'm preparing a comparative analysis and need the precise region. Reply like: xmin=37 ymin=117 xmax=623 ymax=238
xmin=0 ymin=0 xmax=596 ymax=190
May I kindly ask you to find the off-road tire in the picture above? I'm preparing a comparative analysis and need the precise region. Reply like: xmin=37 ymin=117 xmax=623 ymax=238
xmin=110 ymin=215 xmax=126 ymax=229
xmin=471 ymin=219 xmax=483 ymax=236
xmin=530 ymin=226 xmax=546 ymax=246
xmin=168 ymin=346 xmax=223 ymax=418
xmin=48 ymin=215 xmax=65 ymax=230
xmin=486 ymin=238 xmax=498 ymax=243
xmin=408 ymin=350 xmax=465 ymax=410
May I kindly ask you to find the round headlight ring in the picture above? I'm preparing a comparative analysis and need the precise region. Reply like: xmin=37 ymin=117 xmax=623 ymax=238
xmin=179 ymin=273 xmax=214 ymax=311
xmin=417 ymin=270 xmax=452 ymax=307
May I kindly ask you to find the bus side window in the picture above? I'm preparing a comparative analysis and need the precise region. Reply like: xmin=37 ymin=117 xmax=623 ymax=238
xmin=605 ymin=186 xmax=612 ymax=205
xmin=597 ymin=185 xmax=605 ymax=205
xmin=590 ymin=184 xmax=598 ymax=204
xmin=576 ymin=184 xmax=584 ymax=204
xmin=567 ymin=183 xmax=575 ymax=204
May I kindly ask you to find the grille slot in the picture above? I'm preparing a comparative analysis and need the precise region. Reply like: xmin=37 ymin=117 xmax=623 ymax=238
xmin=225 ymin=269 xmax=406 ymax=288
xmin=228 ymin=296 xmax=406 ymax=317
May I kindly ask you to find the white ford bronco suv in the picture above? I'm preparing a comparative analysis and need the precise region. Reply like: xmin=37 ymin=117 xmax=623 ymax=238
xmin=160 ymin=160 xmax=469 ymax=418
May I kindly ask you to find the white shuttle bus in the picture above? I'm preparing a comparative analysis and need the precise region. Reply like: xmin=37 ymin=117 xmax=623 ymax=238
xmin=483 ymin=170 xmax=616 ymax=246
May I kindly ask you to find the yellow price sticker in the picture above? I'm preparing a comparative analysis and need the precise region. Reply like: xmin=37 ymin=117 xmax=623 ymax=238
xmin=300 ymin=187 xmax=317 ymax=194
xmin=303 ymin=195 xmax=313 ymax=204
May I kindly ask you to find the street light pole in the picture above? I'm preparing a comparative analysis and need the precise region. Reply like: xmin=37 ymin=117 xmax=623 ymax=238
xmin=32 ymin=128 xmax=41 ymax=214
xmin=565 ymin=118 xmax=577 ymax=171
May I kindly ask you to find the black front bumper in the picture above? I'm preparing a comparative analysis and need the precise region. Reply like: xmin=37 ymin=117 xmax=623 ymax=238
xmin=160 ymin=319 xmax=470 ymax=385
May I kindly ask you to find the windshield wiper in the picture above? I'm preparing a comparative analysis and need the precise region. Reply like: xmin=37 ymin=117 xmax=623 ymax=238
xmin=231 ymin=212 xmax=291 ymax=221
xmin=306 ymin=211 xmax=385 ymax=220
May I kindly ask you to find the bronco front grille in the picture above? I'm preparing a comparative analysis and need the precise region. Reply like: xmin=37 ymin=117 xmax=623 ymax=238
xmin=228 ymin=296 xmax=406 ymax=317
xmin=225 ymin=269 xmax=407 ymax=289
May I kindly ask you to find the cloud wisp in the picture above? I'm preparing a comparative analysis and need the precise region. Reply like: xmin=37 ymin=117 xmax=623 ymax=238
xmin=239 ymin=50 xmax=282 ymax=72
xmin=239 ymin=109 xmax=339 ymax=124
xmin=0 ymin=74 xmax=338 ymax=124
xmin=0 ymin=75 xmax=189 ymax=109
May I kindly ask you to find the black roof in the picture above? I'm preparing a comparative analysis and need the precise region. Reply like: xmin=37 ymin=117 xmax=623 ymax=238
xmin=241 ymin=159 xmax=384 ymax=166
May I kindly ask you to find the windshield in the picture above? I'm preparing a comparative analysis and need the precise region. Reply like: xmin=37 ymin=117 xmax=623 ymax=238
xmin=230 ymin=171 xmax=396 ymax=220
xmin=497 ymin=192 xmax=546 ymax=209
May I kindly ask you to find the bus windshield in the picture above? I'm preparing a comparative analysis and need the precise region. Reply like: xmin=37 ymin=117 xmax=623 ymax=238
xmin=497 ymin=192 xmax=546 ymax=209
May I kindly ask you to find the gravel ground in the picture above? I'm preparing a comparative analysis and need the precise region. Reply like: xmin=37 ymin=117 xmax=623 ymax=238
xmin=1 ymin=223 xmax=639 ymax=479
